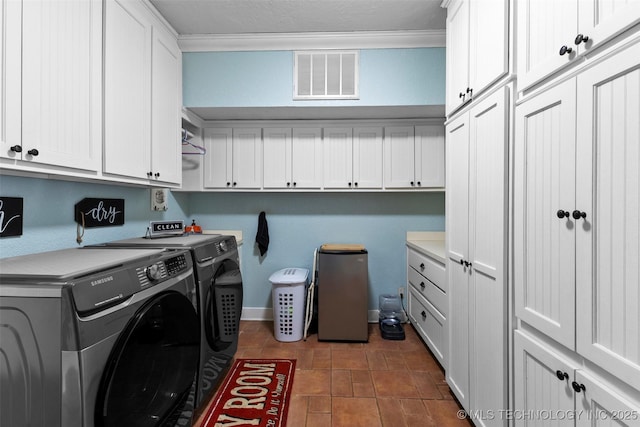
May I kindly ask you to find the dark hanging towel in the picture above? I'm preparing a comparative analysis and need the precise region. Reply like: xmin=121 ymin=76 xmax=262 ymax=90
xmin=256 ymin=211 xmax=270 ymax=256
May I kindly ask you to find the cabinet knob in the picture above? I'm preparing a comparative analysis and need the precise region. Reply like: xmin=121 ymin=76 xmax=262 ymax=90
xmin=420 ymin=282 xmax=426 ymax=290
xmin=293 ymin=182 xmax=297 ymax=187
xmin=464 ymin=260 xmax=472 ymax=268
xmin=287 ymin=182 xmax=291 ymax=187
xmin=555 ymin=370 xmax=569 ymax=381
xmin=559 ymin=45 xmax=573 ymax=56
xmin=421 ymin=310 xmax=427 ymax=319
xmin=571 ymin=381 xmax=586 ymax=393
xmin=27 ymin=148 xmax=39 ymax=156
xmin=557 ymin=209 xmax=570 ymax=219
xmin=147 ymin=171 xmax=153 ymax=177
xmin=572 ymin=210 xmax=587 ymax=220
xmin=416 ymin=181 xmax=421 ymax=186
xmin=154 ymin=172 xmax=160 ymax=178
xmin=574 ymin=34 xmax=589 ymax=45
xmin=410 ymin=181 xmax=415 ymax=186
xmin=226 ymin=182 xmax=231 ymax=187
xmin=348 ymin=182 xmax=352 ymax=187
xmin=354 ymin=182 xmax=358 ymax=187
xmin=233 ymin=182 xmax=237 ymax=187
xmin=10 ymin=145 xmax=22 ymax=153
xmin=459 ymin=92 xmax=465 ymax=99
xmin=420 ymin=263 xmax=425 ymax=270
xmin=466 ymin=87 xmax=473 ymax=98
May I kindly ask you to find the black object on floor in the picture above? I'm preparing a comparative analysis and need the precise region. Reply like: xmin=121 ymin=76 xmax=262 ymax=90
xmin=379 ymin=318 xmax=406 ymax=340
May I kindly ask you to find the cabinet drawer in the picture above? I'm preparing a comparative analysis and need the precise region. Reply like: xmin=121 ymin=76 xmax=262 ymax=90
xmin=408 ymin=267 xmax=446 ymax=317
xmin=408 ymin=249 xmax=446 ymax=292
xmin=408 ymin=286 xmax=446 ymax=367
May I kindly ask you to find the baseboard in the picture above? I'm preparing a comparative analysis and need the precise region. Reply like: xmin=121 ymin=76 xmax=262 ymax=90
xmin=241 ymin=308 xmax=405 ymax=323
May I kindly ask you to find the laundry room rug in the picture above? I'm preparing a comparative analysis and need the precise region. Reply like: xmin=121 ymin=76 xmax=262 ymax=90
xmin=200 ymin=359 xmax=296 ymax=427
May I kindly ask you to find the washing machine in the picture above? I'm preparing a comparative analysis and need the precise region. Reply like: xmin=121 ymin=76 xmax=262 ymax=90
xmin=98 ymin=234 xmax=243 ymax=412
xmin=0 ymin=247 xmax=200 ymax=427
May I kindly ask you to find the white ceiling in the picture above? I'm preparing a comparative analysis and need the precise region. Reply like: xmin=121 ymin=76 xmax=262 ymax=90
xmin=149 ymin=0 xmax=446 ymax=36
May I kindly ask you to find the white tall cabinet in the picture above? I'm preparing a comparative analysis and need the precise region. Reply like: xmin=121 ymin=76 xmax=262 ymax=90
xmin=1 ymin=0 xmax=101 ymax=171
xmin=446 ymin=87 xmax=509 ymax=426
xmin=513 ymin=5 xmax=640 ymax=425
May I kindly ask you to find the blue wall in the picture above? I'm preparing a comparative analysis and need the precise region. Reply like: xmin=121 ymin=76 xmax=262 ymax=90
xmin=0 ymin=175 xmax=445 ymax=312
xmin=188 ymin=192 xmax=444 ymax=311
xmin=0 ymin=175 xmax=189 ymax=257
xmin=183 ymin=48 xmax=445 ymax=108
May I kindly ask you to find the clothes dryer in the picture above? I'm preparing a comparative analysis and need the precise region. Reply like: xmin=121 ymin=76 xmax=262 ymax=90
xmin=99 ymin=234 xmax=243 ymax=412
xmin=0 ymin=247 xmax=199 ymax=427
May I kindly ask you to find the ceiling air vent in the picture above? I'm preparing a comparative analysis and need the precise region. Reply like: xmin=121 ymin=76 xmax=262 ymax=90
xmin=294 ymin=50 xmax=359 ymax=100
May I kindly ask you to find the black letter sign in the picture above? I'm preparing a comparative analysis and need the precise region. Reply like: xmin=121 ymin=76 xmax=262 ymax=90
xmin=74 ymin=198 xmax=125 ymax=228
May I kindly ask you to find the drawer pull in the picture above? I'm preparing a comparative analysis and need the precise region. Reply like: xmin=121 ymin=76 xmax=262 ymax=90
xmin=420 ymin=282 xmax=426 ymax=290
xmin=421 ymin=310 xmax=427 ymax=319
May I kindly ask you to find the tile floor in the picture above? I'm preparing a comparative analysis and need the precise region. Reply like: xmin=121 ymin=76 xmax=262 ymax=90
xmin=193 ymin=320 xmax=473 ymax=427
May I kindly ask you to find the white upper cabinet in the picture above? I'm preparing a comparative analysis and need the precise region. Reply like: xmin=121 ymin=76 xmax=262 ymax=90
xmin=517 ymin=0 xmax=640 ymax=91
xmin=263 ymin=128 xmax=294 ymax=188
xmin=151 ymin=24 xmax=182 ymax=185
xmin=415 ymin=125 xmax=445 ymax=188
xmin=103 ymin=0 xmax=151 ymax=180
xmin=203 ymin=127 xmax=262 ymax=189
xmin=323 ymin=127 xmax=383 ymax=189
xmin=290 ymin=128 xmax=322 ymax=189
xmin=1 ymin=0 xmax=101 ymax=171
xmin=103 ymin=0 xmax=181 ymax=185
xmin=444 ymin=0 xmax=509 ymax=115
xmin=203 ymin=128 xmax=232 ymax=189
xmin=263 ymin=127 xmax=322 ymax=189
xmin=384 ymin=126 xmax=416 ymax=188
xmin=384 ymin=125 xmax=444 ymax=189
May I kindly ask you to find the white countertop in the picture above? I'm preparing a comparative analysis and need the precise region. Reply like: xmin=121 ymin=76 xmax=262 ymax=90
xmin=406 ymin=231 xmax=445 ymax=264
xmin=203 ymin=230 xmax=243 ymax=245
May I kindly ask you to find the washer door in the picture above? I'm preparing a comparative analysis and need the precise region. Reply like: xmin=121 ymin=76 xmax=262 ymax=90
xmin=95 ymin=291 xmax=200 ymax=427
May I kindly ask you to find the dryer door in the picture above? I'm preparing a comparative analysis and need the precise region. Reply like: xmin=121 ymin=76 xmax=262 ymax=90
xmin=95 ymin=291 xmax=199 ymax=427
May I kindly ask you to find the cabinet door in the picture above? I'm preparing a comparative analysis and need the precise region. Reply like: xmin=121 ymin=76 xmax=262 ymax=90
xmin=263 ymin=128 xmax=293 ymax=188
xmin=1 ymin=0 xmax=22 ymax=159
xmin=203 ymin=128 xmax=232 ymax=189
xmin=576 ymin=42 xmax=640 ymax=390
xmin=514 ymin=80 xmax=577 ymax=349
xmin=150 ymin=24 xmax=181 ymax=184
xmin=353 ymin=127 xmax=383 ymax=189
xmin=467 ymin=88 xmax=508 ymax=427
xmin=445 ymin=0 xmax=470 ymax=114
xmin=323 ymin=127 xmax=353 ymax=189
xmin=468 ymin=0 xmax=509 ymax=99
xmin=578 ymin=0 xmax=640 ymax=56
xmin=232 ymin=128 xmax=262 ymax=189
xmin=384 ymin=126 xmax=415 ymax=188
xmin=517 ymin=0 xmax=579 ymax=91
xmin=20 ymin=0 xmax=101 ymax=171
xmin=575 ymin=371 xmax=640 ymax=427
xmin=446 ymin=112 xmax=470 ymax=408
xmin=513 ymin=331 xmax=576 ymax=427
xmin=415 ymin=125 xmax=445 ymax=188
xmin=291 ymin=128 xmax=322 ymax=189
xmin=104 ymin=0 xmax=152 ymax=179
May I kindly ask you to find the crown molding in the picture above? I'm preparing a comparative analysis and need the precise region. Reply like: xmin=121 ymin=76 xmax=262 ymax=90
xmin=178 ymin=30 xmax=445 ymax=52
